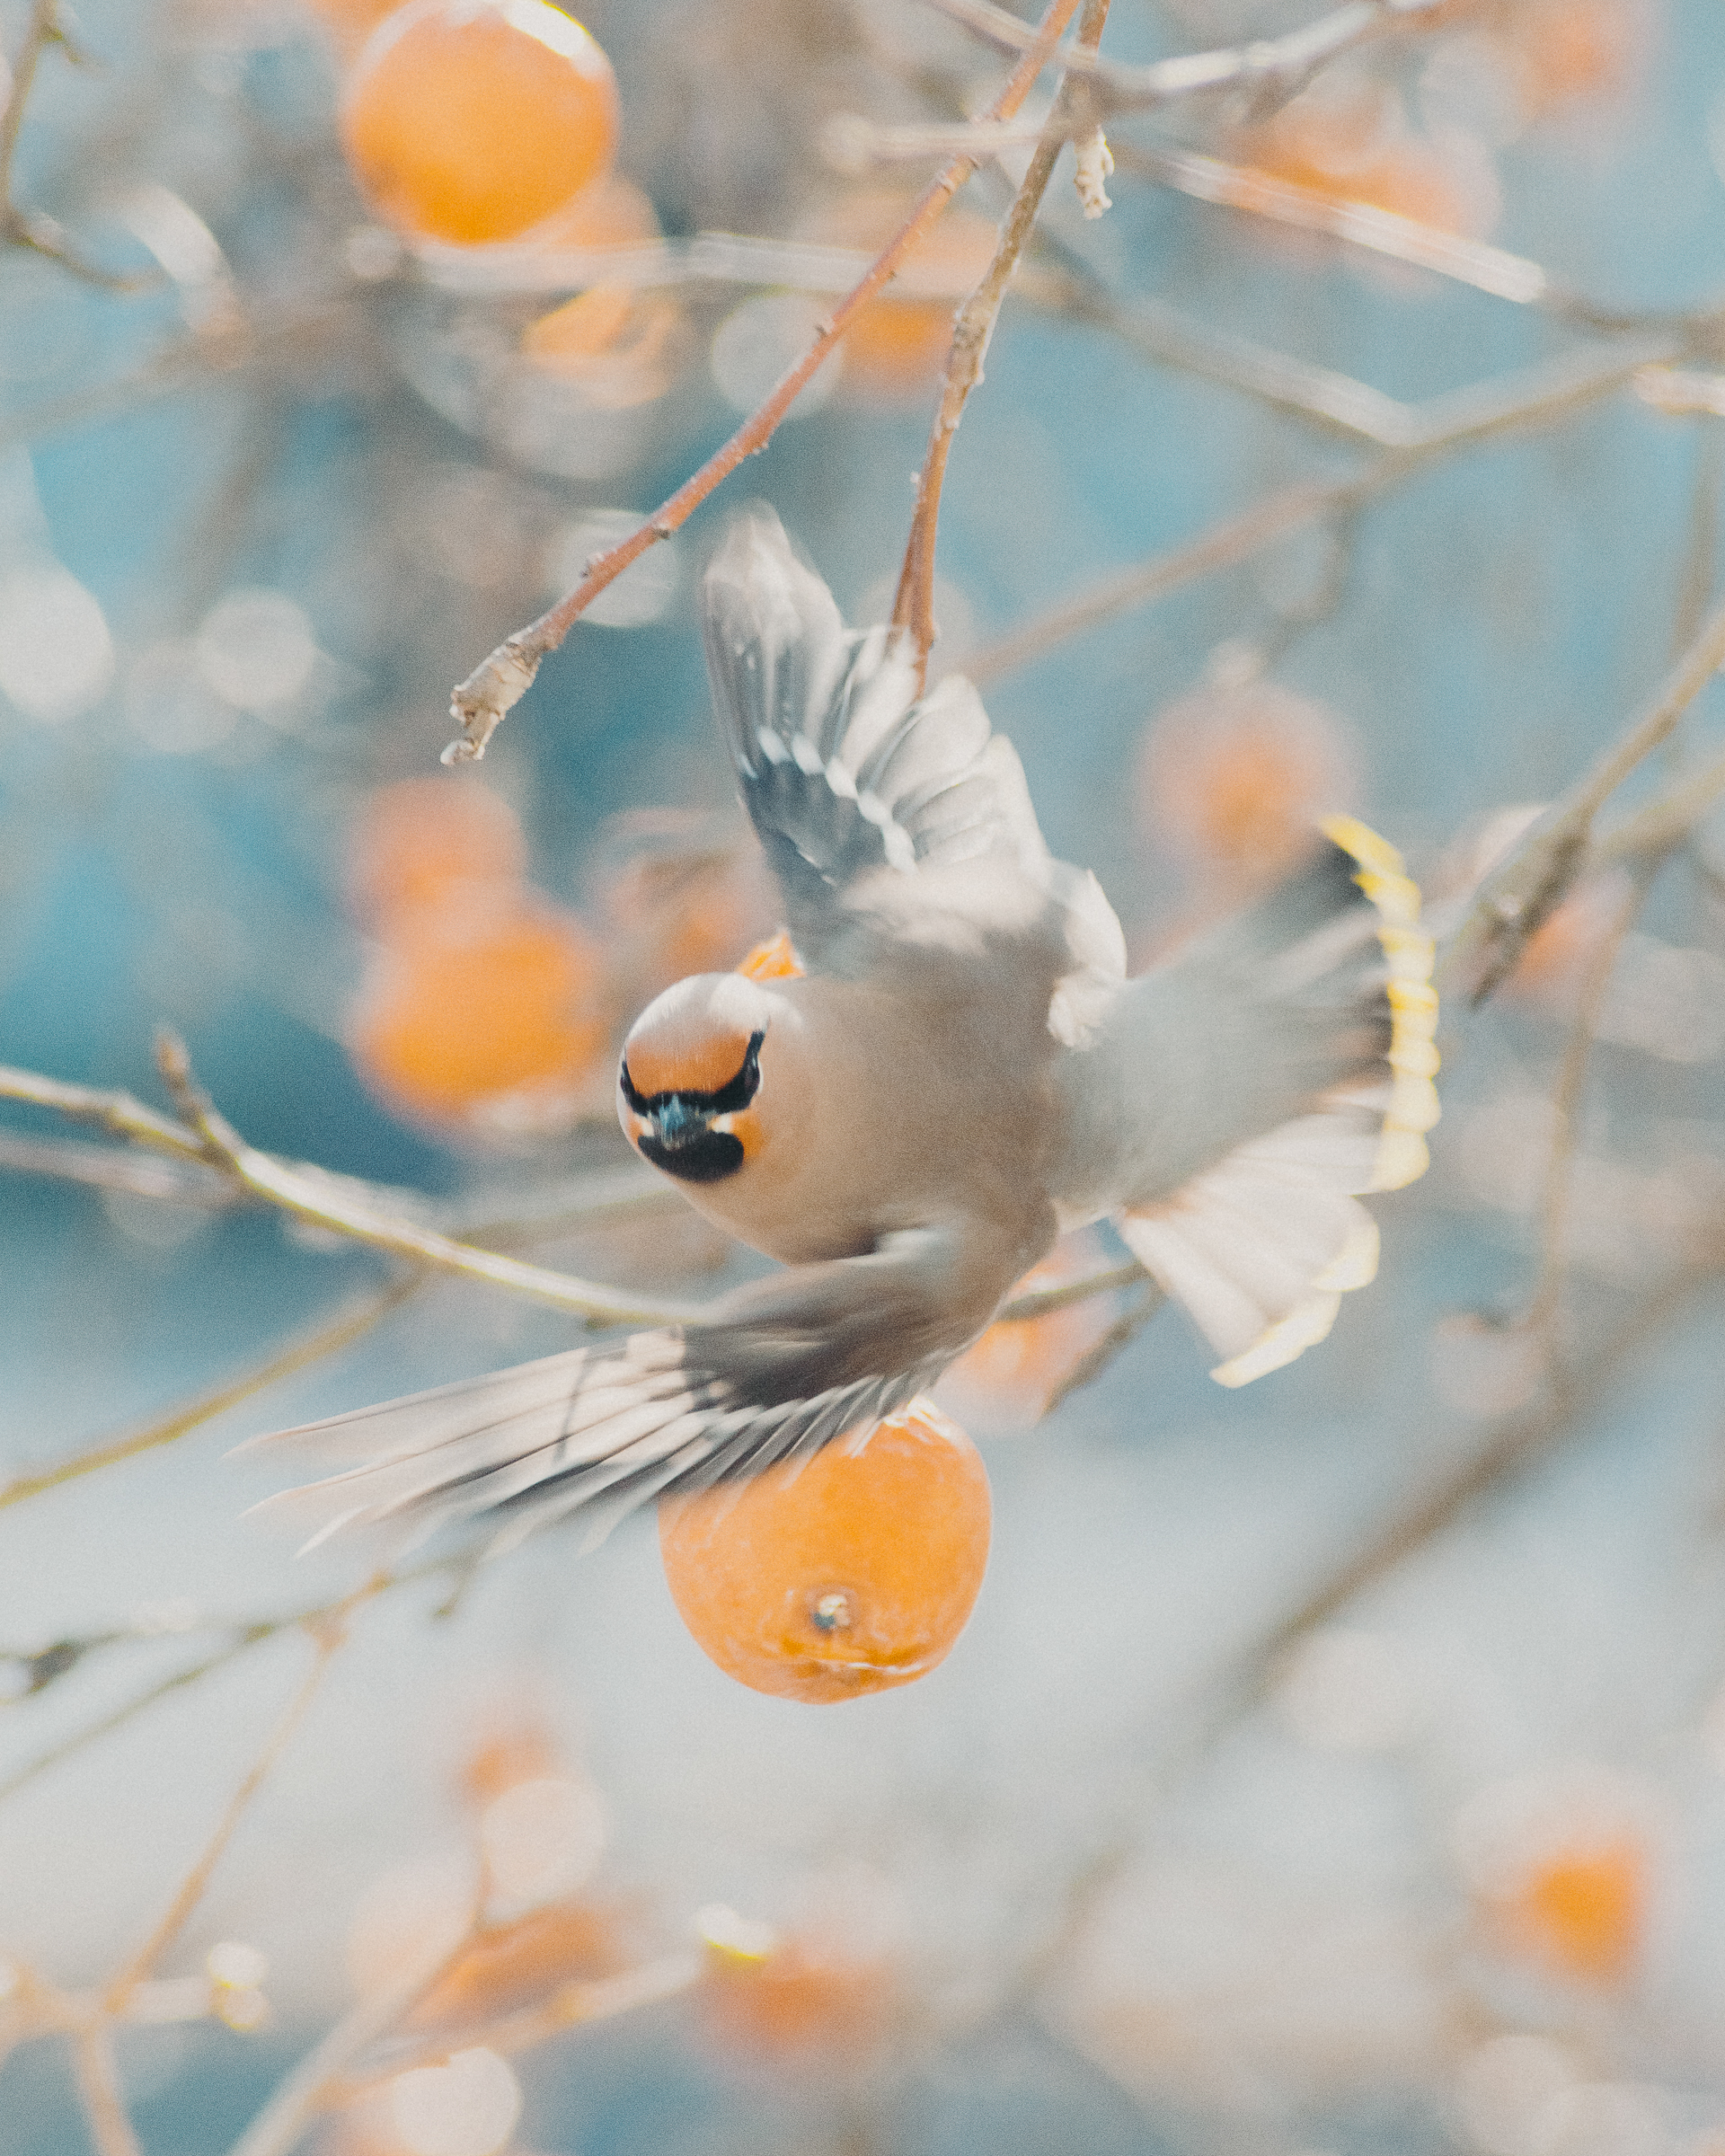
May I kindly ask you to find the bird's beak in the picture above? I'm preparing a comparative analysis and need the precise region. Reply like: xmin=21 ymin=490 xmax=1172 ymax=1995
xmin=650 ymin=1096 xmax=709 ymax=1151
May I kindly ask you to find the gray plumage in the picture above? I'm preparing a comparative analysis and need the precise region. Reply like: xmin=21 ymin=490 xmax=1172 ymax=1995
xmin=251 ymin=508 xmax=1438 ymax=1552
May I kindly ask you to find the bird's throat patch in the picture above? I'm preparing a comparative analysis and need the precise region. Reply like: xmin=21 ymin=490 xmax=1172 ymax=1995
xmin=637 ymin=1127 xmax=746 ymax=1183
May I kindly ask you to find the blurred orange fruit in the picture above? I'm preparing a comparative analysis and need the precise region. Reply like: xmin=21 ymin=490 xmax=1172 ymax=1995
xmin=658 ymin=1401 xmax=991 ymax=1703
xmin=348 ymin=776 xmax=526 ymax=931
xmin=459 ymin=1723 xmax=562 ymax=1811
xmin=342 ymin=2 xmax=619 ymax=246
xmin=521 ymin=286 xmax=687 ymax=407
xmin=409 ymin=1898 xmax=624 ymax=2027
xmin=801 ymin=192 xmax=1000 ymax=399
xmin=1137 ymin=671 xmax=1357 ymax=898
xmin=307 ymin=0 xmax=404 ymax=57
xmin=526 ymin=171 xmax=661 ymax=251
xmin=940 ymin=1234 xmax=1117 ymax=1427
xmin=350 ymin=900 xmax=613 ymax=1122
xmin=1234 ymin=88 xmax=1487 ymax=233
xmin=1499 ymin=1838 xmax=1644 ymax=1983
xmin=702 ymin=1937 xmax=891 ymax=2062
xmin=1496 ymin=0 xmax=1644 ymax=117
xmin=596 ymin=820 xmax=777 ymax=1006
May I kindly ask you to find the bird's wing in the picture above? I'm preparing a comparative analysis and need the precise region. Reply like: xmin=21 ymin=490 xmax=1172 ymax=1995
xmin=245 ymin=1224 xmax=1008 ymax=1557
xmin=1087 ymin=819 xmax=1439 ymax=1384
xmin=701 ymin=506 xmax=1059 ymax=965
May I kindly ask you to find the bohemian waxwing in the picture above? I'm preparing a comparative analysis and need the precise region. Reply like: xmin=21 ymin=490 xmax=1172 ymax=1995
xmin=258 ymin=507 xmax=1438 ymax=1552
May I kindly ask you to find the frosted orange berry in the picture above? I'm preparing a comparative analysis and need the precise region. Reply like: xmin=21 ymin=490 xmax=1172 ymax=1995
xmin=347 ymin=775 xmax=526 ymax=930
xmin=342 ymin=2 xmax=619 ymax=247
xmin=350 ymin=900 xmax=612 ymax=1121
xmin=659 ymin=1402 xmax=991 ymax=1704
xmin=1500 ymin=1838 xmax=1644 ymax=1984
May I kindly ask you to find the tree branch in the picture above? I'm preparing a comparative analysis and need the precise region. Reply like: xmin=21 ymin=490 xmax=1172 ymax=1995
xmin=441 ymin=0 xmax=1087 ymax=764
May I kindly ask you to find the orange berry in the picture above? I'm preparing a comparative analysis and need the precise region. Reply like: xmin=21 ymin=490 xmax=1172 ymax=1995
xmin=526 ymin=171 xmax=660 ymax=250
xmin=347 ymin=776 xmax=526 ymax=930
xmin=307 ymin=0 xmax=404 ymax=57
xmin=801 ymin=192 xmax=999 ymax=400
xmin=1137 ymin=672 xmax=1356 ymax=897
xmin=1501 ymin=1839 xmax=1644 ymax=1983
xmin=597 ymin=825 xmax=777 ymax=1004
xmin=520 ymin=285 xmax=687 ymax=408
xmin=459 ymin=1724 xmax=562 ymax=1810
xmin=1234 ymin=88 xmax=1490 ymax=234
xmin=940 ymin=1234 xmax=1116 ymax=1427
xmin=736 ymin=929 xmax=803 ymax=981
xmin=702 ymin=1939 xmax=890 ymax=2062
xmin=350 ymin=899 xmax=613 ymax=1123
xmin=410 ymin=1898 xmax=624 ymax=2027
xmin=1499 ymin=0 xmax=1643 ymax=116
xmin=658 ymin=1402 xmax=991 ymax=1704
xmin=342 ymin=2 xmax=619 ymax=247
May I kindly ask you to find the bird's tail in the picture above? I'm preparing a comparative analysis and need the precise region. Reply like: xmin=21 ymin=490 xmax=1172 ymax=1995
xmin=1114 ymin=817 xmax=1439 ymax=1386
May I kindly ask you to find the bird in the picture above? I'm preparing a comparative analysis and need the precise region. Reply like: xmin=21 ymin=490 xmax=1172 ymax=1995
xmin=256 ymin=506 xmax=1438 ymax=1554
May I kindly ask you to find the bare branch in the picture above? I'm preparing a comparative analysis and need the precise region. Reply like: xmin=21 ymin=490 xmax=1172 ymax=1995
xmin=929 ymin=0 xmax=1447 ymax=120
xmin=1440 ymin=585 xmax=1725 ymax=1000
xmin=71 ymin=2026 xmax=143 ymax=2156
xmin=442 ymin=0 xmax=1088 ymax=764
xmin=1518 ymin=878 xmax=1648 ymax=1365
xmin=998 ymin=1259 xmax=1147 ymax=1322
xmin=226 ymin=1922 xmax=482 ymax=2156
xmin=893 ymin=0 xmax=1113 ymax=673
xmin=1041 ymin=1284 xmax=1166 ymax=1417
xmin=325 ymin=1953 xmax=703 ymax=2099
xmin=0 ymin=1 xmax=156 ymax=291
xmin=104 ymin=1620 xmax=348 ymax=2013
xmin=967 ymin=331 xmax=1678 ymax=685
xmin=1112 ymin=142 xmax=1666 ymax=331
xmin=0 ymin=1277 xmax=423 ymax=1514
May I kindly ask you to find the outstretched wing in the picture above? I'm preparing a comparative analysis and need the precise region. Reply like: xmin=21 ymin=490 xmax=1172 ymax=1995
xmin=1089 ymin=819 xmax=1439 ymax=1386
xmin=702 ymin=506 xmax=1053 ymax=964
xmin=246 ymin=1224 xmax=1012 ymax=1557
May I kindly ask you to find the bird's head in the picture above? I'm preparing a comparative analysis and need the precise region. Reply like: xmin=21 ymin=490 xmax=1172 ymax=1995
xmin=617 ymin=972 xmax=779 ymax=1185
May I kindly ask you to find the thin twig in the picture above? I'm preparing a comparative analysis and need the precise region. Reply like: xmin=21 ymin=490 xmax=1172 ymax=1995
xmin=71 ymin=2026 xmax=144 ymax=2156
xmin=965 ymin=331 xmax=1679 ymax=685
xmin=1518 ymin=876 xmax=1648 ymax=1368
xmin=1440 ymin=585 xmax=1725 ymax=1001
xmin=0 ymin=1 xmax=153 ymax=291
xmin=104 ymin=1619 xmax=352 ymax=2012
xmin=324 ymin=1953 xmax=703 ymax=2100
xmin=0 ymin=1564 xmax=456 ymax=1807
xmin=930 ymin=0 xmax=1446 ymax=119
xmin=1111 ymin=142 xmax=1664 ymax=332
xmin=998 ymin=1259 xmax=1147 ymax=1322
xmin=893 ymin=0 xmax=1112 ymax=676
xmin=0 ymin=1129 xmax=234 ymax=1202
xmin=442 ymin=0 xmax=1086 ymax=764
xmin=1040 ymin=1284 xmax=1166 ymax=1416
xmin=0 ymin=1276 xmax=424 ymax=1514
xmin=147 ymin=1031 xmax=692 ymax=1328
xmin=225 ymin=1921 xmax=482 ymax=2156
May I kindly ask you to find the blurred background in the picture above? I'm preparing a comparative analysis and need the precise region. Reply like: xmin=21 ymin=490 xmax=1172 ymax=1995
xmin=6 ymin=0 xmax=1725 ymax=2150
